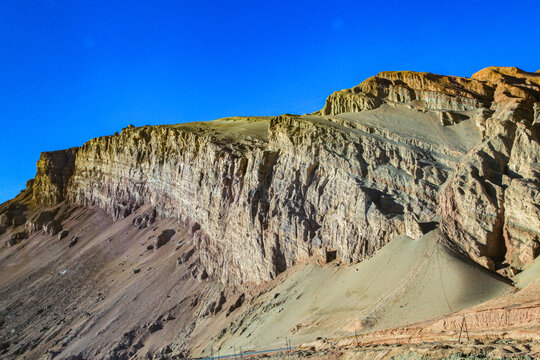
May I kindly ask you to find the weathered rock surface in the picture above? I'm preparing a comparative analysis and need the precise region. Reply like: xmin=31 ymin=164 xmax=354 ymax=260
xmin=31 ymin=115 xmax=451 ymax=287
xmin=316 ymin=70 xmax=494 ymax=116
xmin=31 ymin=148 xmax=77 ymax=205
xmin=24 ymin=67 xmax=540 ymax=287
xmin=316 ymin=67 xmax=540 ymax=272
xmin=439 ymin=67 xmax=540 ymax=270
xmin=0 ymin=203 xmax=27 ymax=234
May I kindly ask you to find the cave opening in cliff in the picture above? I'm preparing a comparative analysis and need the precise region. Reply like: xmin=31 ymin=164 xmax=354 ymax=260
xmin=325 ymin=249 xmax=337 ymax=263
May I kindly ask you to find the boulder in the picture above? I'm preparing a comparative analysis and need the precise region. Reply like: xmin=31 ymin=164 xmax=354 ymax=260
xmin=226 ymin=293 xmax=245 ymax=316
xmin=44 ymin=220 xmax=62 ymax=236
xmin=58 ymin=230 xmax=69 ymax=240
xmin=5 ymin=231 xmax=28 ymax=247
xmin=155 ymin=229 xmax=175 ymax=249
xmin=132 ymin=210 xmax=156 ymax=229
xmin=404 ymin=213 xmax=424 ymax=240
xmin=177 ymin=248 xmax=195 ymax=265
xmin=26 ymin=210 xmax=56 ymax=233
xmin=148 ymin=322 xmax=163 ymax=333
xmin=69 ymin=237 xmax=79 ymax=247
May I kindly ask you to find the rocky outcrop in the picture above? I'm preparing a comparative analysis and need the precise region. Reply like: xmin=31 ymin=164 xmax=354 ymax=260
xmin=33 ymin=114 xmax=466 ymax=288
xmin=32 ymin=148 xmax=77 ymax=206
xmin=503 ymin=118 xmax=540 ymax=267
xmin=26 ymin=209 xmax=58 ymax=233
xmin=5 ymin=231 xmax=27 ymax=247
xmin=317 ymin=67 xmax=540 ymax=271
xmin=0 ymin=204 xmax=26 ymax=234
xmin=439 ymin=68 xmax=540 ymax=270
xmin=316 ymin=70 xmax=494 ymax=116
xmin=26 ymin=67 xmax=540 ymax=287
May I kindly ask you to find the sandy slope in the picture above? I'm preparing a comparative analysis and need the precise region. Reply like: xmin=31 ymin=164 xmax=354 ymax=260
xmin=335 ymin=104 xmax=482 ymax=154
xmin=513 ymin=255 xmax=540 ymax=289
xmin=0 ymin=204 xmax=224 ymax=359
xmin=281 ymin=278 xmax=540 ymax=359
xmin=200 ymin=231 xmax=513 ymax=357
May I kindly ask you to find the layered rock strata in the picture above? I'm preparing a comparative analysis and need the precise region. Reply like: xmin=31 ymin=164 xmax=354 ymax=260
xmin=317 ymin=67 xmax=540 ymax=271
xmin=25 ymin=67 xmax=540 ymax=287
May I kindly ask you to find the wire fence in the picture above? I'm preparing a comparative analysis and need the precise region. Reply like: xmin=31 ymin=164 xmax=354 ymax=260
xmin=194 ymin=344 xmax=296 ymax=360
xmin=192 ymin=312 xmax=472 ymax=360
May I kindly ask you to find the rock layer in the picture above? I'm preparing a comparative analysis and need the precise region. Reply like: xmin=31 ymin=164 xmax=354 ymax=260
xmin=26 ymin=67 xmax=540 ymax=287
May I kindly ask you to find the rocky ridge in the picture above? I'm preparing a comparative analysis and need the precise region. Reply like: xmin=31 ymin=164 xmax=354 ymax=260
xmin=317 ymin=66 xmax=540 ymax=272
xmin=14 ymin=67 xmax=540 ymax=289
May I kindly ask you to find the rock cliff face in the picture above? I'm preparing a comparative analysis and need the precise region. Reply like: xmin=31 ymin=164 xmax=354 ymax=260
xmin=32 ymin=148 xmax=77 ymax=206
xmin=27 ymin=67 xmax=540 ymax=287
xmin=316 ymin=66 xmax=540 ymax=272
xmin=439 ymin=67 xmax=540 ymax=270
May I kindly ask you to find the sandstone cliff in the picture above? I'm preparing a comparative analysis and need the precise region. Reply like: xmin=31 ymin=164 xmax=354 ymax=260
xmin=316 ymin=66 xmax=540 ymax=273
xmin=20 ymin=66 xmax=540 ymax=288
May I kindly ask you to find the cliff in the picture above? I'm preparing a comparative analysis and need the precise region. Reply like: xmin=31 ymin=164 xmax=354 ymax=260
xmin=23 ymin=67 xmax=540 ymax=288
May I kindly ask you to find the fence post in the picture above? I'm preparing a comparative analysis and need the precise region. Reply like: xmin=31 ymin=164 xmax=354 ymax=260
xmin=458 ymin=316 xmax=469 ymax=343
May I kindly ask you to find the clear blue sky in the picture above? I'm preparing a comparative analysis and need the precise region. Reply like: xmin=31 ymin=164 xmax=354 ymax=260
xmin=1 ymin=0 xmax=539 ymax=203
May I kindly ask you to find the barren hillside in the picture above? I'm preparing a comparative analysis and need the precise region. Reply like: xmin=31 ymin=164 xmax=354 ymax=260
xmin=1 ymin=66 xmax=539 ymax=360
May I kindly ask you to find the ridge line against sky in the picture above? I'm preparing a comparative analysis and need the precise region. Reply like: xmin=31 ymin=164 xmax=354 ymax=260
xmin=1 ymin=0 xmax=539 ymax=203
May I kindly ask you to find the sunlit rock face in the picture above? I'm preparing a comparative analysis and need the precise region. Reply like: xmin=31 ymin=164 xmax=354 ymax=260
xmin=32 ymin=148 xmax=77 ymax=206
xmin=438 ymin=67 xmax=540 ymax=271
xmin=29 ymin=67 xmax=540 ymax=287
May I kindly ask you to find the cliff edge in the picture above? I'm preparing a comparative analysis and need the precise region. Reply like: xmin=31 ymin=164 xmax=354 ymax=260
xmin=17 ymin=67 xmax=539 ymax=287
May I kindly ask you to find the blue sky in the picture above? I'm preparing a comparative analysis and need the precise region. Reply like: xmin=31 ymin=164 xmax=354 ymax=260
xmin=1 ymin=0 xmax=539 ymax=203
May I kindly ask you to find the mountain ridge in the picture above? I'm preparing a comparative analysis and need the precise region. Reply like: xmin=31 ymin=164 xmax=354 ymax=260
xmin=22 ymin=66 xmax=540 ymax=286
xmin=1 ymin=66 xmax=539 ymax=359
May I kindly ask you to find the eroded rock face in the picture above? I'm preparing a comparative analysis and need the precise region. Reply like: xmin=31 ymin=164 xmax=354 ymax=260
xmin=40 ymin=114 xmax=465 ymax=287
xmin=32 ymin=149 xmax=77 ymax=206
xmin=0 ymin=206 xmax=26 ymax=234
xmin=27 ymin=67 xmax=540 ymax=286
xmin=315 ymin=70 xmax=494 ymax=116
xmin=504 ymin=178 xmax=540 ymax=266
xmin=439 ymin=68 xmax=540 ymax=270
